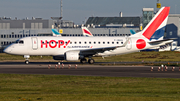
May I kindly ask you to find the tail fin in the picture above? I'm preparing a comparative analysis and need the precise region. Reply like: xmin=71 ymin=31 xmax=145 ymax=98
xmin=130 ymin=29 xmax=136 ymax=35
xmin=82 ymin=27 xmax=93 ymax=37
xmin=52 ymin=29 xmax=61 ymax=36
xmin=133 ymin=7 xmax=170 ymax=41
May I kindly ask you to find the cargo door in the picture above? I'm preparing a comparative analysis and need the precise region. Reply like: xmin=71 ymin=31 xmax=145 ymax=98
xmin=32 ymin=37 xmax=38 ymax=50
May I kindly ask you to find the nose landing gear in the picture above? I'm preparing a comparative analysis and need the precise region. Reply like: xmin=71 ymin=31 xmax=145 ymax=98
xmin=24 ymin=55 xmax=30 ymax=64
xmin=25 ymin=60 xmax=29 ymax=64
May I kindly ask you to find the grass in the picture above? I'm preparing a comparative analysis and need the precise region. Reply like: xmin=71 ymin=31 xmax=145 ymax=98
xmin=1 ymin=51 xmax=180 ymax=100
xmin=0 ymin=74 xmax=180 ymax=101
xmin=1 ymin=51 xmax=180 ymax=63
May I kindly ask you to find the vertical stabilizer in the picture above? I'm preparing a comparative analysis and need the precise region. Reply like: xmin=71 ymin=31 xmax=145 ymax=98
xmin=133 ymin=7 xmax=170 ymax=41
xmin=82 ymin=27 xmax=93 ymax=37
xmin=52 ymin=29 xmax=61 ymax=36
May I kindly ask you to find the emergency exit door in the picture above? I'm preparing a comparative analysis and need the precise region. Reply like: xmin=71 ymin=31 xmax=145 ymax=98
xmin=32 ymin=37 xmax=38 ymax=50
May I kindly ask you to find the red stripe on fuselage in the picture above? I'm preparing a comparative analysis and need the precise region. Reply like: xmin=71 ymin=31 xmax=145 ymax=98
xmin=142 ymin=7 xmax=170 ymax=40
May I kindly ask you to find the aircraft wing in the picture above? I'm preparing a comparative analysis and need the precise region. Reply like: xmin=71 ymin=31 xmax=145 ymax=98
xmin=79 ymin=46 xmax=118 ymax=57
xmin=79 ymin=38 xmax=130 ymax=56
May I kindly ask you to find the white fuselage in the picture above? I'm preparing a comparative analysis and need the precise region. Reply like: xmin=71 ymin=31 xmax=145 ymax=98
xmin=4 ymin=36 xmax=156 ymax=57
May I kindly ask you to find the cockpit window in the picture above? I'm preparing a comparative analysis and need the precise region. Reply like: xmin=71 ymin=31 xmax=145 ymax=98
xmin=19 ymin=40 xmax=24 ymax=44
xmin=15 ymin=40 xmax=24 ymax=44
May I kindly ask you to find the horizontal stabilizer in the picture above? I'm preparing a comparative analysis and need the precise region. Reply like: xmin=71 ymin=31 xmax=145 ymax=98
xmin=148 ymin=38 xmax=176 ymax=44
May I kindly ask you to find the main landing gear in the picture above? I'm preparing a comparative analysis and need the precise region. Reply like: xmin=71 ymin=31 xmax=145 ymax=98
xmin=24 ymin=55 xmax=30 ymax=64
xmin=80 ymin=58 xmax=87 ymax=64
xmin=88 ymin=59 xmax=95 ymax=64
xmin=80 ymin=58 xmax=95 ymax=64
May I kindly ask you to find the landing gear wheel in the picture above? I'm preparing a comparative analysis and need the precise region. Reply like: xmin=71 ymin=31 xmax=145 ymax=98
xmin=88 ymin=59 xmax=94 ymax=64
xmin=80 ymin=59 xmax=87 ymax=64
xmin=25 ymin=60 xmax=29 ymax=64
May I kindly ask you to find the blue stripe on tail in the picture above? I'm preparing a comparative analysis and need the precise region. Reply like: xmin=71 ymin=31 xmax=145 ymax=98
xmin=150 ymin=27 xmax=165 ymax=41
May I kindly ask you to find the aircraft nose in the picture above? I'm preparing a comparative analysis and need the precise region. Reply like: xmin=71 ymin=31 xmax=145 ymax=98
xmin=3 ymin=47 xmax=12 ymax=53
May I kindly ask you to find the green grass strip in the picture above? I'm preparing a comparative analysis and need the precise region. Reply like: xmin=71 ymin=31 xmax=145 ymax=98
xmin=0 ymin=74 xmax=180 ymax=101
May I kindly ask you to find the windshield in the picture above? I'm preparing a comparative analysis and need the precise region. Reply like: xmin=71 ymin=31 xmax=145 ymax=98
xmin=15 ymin=40 xmax=24 ymax=44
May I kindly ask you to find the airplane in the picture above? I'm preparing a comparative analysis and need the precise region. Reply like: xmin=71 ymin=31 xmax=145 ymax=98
xmin=52 ymin=27 xmax=93 ymax=37
xmin=84 ymin=26 xmax=137 ymax=36
xmin=4 ymin=7 xmax=173 ymax=64
xmin=81 ymin=27 xmax=93 ymax=36
xmin=130 ymin=29 xmax=136 ymax=35
xmin=52 ymin=29 xmax=61 ymax=36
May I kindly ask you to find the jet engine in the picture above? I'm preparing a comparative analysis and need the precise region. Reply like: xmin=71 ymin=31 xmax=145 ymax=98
xmin=64 ymin=51 xmax=80 ymax=61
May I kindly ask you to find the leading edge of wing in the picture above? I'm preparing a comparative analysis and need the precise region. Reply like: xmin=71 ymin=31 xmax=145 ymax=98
xmin=80 ymin=38 xmax=130 ymax=53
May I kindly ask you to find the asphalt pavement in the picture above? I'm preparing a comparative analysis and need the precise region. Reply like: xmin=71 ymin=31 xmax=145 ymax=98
xmin=0 ymin=63 xmax=180 ymax=78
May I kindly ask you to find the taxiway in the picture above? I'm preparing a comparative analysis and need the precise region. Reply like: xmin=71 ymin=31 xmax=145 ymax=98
xmin=0 ymin=63 xmax=179 ymax=78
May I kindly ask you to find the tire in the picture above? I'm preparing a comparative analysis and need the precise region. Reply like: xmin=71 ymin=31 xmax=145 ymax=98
xmin=25 ymin=60 xmax=29 ymax=64
xmin=88 ymin=59 xmax=94 ymax=64
xmin=80 ymin=59 xmax=87 ymax=64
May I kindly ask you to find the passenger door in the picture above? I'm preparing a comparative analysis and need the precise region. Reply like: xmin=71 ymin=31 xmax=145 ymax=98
xmin=126 ymin=38 xmax=132 ymax=50
xmin=32 ymin=37 xmax=38 ymax=50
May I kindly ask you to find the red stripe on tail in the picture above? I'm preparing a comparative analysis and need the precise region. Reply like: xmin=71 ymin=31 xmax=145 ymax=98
xmin=142 ymin=7 xmax=170 ymax=40
xmin=83 ymin=29 xmax=92 ymax=36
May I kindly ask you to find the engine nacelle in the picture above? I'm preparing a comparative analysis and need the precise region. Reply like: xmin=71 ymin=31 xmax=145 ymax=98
xmin=64 ymin=51 xmax=80 ymax=61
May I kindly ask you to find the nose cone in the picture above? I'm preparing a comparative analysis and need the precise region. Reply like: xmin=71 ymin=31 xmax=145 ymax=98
xmin=3 ymin=46 xmax=12 ymax=53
